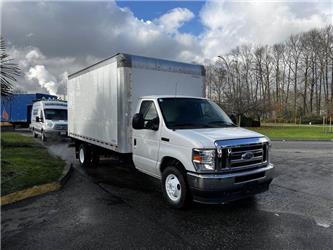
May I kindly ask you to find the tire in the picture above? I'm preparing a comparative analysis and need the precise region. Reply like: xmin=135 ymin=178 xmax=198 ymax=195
xmin=32 ymin=129 xmax=38 ymax=138
xmin=162 ymin=166 xmax=191 ymax=209
xmin=91 ymin=150 xmax=100 ymax=167
xmin=41 ymin=131 xmax=47 ymax=142
xmin=78 ymin=143 xmax=91 ymax=168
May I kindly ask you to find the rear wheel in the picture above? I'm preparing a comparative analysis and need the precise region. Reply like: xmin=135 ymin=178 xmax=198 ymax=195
xmin=162 ymin=166 xmax=190 ymax=209
xmin=91 ymin=150 xmax=100 ymax=167
xmin=79 ymin=143 xmax=91 ymax=168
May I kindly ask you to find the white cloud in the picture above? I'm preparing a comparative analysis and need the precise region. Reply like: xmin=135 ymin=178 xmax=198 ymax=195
xmin=25 ymin=49 xmax=44 ymax=63
xmin=3 ymin=1 xmax=332 ymax=95
xmin=158 ymin=8 xmax=194 ymax=33
xmin=93 ymin=3 xmax=203 ymax=63
xmin=26 ymin=65 xmax=57 ymax=96
xmin=199 ymin=0 xmax=332 ymax=58
xmin=8 ymin=46 xmax=78 ymax=96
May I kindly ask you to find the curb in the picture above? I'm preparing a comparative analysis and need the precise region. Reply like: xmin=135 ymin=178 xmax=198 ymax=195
xmin=1 ymin=163 xmax=73 ymax=206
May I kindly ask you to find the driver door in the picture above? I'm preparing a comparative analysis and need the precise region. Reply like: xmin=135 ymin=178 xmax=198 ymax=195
xmin=37 ymin=109 xmax=44 ymax=133
xmin=132 ymin=100 xmax=161 ymax=177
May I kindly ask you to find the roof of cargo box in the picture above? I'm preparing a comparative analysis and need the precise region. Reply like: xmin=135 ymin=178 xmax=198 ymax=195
xmin=139 ymin=95 xmax=207 ymax=100
xmin=68 ymin=53 xmax=205 ymax=79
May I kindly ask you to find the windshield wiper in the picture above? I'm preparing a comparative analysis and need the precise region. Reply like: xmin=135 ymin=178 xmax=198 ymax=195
xmin=171 ymin=123 xmax=210 ymax=129
xmin=207 ymin=121 xmax=236 ymax=127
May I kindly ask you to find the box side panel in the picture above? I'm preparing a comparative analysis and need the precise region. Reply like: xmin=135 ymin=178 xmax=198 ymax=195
xmin=1 ymin=94 xmax=36 ymax=122
xmin=1 ymin=97 xmax=13 ymax=122
xmin=130 ymin=68 xmax=204 ymax=114
xmin=68 ymin=62 xmax=119 ymax=151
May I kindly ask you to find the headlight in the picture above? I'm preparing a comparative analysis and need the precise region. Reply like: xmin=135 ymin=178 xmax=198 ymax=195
xmin=192 ymin=149 xmax=216 ymax=172
xmin=46 ymin=121 xmax=54 ymax=128
xmin=265 ymin=136 xmax=272 ymax=148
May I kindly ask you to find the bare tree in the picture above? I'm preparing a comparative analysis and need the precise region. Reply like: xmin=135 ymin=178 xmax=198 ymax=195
xmin=208 ymin=25 xmax=333 ymax=122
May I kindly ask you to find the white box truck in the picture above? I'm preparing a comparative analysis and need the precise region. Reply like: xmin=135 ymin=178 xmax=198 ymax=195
xmin=68 ymin=53 xmax=274 ymax=208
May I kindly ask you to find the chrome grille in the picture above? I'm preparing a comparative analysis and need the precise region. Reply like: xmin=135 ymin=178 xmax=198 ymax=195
xmin=228 ymin=143 xmax=266 ymax=168
xmin=54 ymin=124 xmax=68 ymax=130
xmin=215 ymin=137 xmax=269 ymax=172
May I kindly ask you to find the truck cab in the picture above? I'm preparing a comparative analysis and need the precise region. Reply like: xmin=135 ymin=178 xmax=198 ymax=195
xmin=30 ymin=99 xmax=68 ymax=141
xmin=132 ymin=96 xmax=274 ymax=208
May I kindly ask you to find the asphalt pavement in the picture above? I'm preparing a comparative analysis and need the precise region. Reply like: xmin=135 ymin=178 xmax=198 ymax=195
xmin=1 ymin=136 xmax=333 ymax=249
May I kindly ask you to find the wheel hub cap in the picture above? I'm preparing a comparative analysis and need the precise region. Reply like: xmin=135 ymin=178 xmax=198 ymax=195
xmin=165 ymin=174 xmax=181 ymax=202
xmin=79 ymin=148 xmax=84 ymax=163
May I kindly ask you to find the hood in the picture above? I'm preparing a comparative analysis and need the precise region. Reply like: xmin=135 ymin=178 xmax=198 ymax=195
xmin=45 ymin=119 xmax=68 ymax=126
xmin=174 ymin=127 xmax=264 ymax=148
xmin=45 ymin=120 xmax=68 ymax=127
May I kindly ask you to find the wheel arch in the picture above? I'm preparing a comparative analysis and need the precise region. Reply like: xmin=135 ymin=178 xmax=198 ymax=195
xmin=160 ymin=156 xmax=187 ymax=175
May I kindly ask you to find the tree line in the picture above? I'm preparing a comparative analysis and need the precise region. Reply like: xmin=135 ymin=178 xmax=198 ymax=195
xmin=205 ymin=25 xmax=333 ymax=123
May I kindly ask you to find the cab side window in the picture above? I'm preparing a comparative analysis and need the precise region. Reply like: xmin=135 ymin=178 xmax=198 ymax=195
xmin=32 ymin=109 xmax=38 ymax=121
xmin=139 ymin=101 xmax=159 ymax=129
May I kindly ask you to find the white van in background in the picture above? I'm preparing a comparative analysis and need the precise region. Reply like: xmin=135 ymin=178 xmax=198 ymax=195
xmin=30 ymin=99 xmax=68 ymax=141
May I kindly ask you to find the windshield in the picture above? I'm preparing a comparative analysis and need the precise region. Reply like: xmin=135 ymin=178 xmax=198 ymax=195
xmin=157 ymin=98 xmax=235 ymax=129
xmin=44 ymin=109 xmax=67 ymax=121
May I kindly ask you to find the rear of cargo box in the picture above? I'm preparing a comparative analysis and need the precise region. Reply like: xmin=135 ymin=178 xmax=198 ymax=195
xmin=68 ymin=53 xmax=205 ymax=154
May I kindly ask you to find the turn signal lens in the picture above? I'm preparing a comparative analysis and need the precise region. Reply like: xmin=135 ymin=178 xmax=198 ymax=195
xmin=193 ymin=154 xmax=202 ymax=163
xmin=192 ymin=149 xmax=216 ymax=171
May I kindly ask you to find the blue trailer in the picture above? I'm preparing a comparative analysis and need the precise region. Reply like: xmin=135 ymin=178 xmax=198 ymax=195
xmin=1 ymin=93 xmax=57 ymax=126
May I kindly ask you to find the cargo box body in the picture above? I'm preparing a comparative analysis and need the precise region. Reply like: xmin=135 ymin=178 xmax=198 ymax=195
xmin=67 ymin=53 xmax=205 ymax=153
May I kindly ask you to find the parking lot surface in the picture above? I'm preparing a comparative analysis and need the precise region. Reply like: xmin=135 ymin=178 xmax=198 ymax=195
xmin=2 ymin=138 xmax=333 ymax=249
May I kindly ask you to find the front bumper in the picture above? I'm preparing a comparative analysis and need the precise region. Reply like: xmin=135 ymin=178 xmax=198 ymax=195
xmin=44 ymin=129 xmax=68 ymax=137
xmin=187 ymin=163 xmax=274 ymax=204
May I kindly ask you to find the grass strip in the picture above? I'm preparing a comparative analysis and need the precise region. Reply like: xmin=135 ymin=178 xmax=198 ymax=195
xmin=1 ymin=132 xmax=65 ymax=196
xmin=248 ymin=126 xmax=333 ymax=140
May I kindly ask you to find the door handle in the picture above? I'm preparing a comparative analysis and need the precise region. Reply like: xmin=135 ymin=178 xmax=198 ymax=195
xmin=134 ymin=138 xmax=137 ymax=146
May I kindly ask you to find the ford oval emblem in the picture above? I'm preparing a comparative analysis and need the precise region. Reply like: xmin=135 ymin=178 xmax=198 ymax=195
xmin=241 ymin=152 xmax=254 ymax=160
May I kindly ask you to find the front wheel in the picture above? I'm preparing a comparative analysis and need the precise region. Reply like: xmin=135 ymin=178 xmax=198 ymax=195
xmin=162 ymin=166 xmax=190 ymax=209
xmin=41 ymin=131 xmax=47 ymax=142
xmin=32 ymin=129 xmax=38 ymax=138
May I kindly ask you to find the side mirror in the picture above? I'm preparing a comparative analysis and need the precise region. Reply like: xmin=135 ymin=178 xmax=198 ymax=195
xmin=36 ymin=117 xmax=40 ymax=122
xmin=132 ymin=113 xmax=144 ymax=130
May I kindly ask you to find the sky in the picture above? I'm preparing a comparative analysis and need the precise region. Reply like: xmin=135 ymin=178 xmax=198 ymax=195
xmin=1 ymin=0 xmax=332 ymax=96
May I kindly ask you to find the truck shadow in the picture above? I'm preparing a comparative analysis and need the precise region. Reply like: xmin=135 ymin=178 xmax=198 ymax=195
xmin=80 ymin=158 xmax=259 ymax=212
xmin=83 ymin=158 xmax=159 ymax=193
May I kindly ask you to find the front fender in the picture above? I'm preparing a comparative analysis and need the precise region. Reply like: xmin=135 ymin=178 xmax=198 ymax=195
xmin=157 ymin=142 xmax=196 ymax=177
